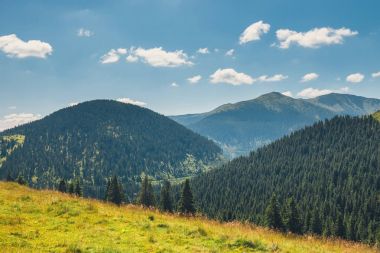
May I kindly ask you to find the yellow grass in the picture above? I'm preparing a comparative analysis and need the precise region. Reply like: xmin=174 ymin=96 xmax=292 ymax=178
xmin=0 ymin=182 xmax=378 ymax=253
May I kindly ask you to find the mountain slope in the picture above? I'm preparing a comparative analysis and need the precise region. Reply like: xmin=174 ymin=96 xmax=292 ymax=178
xmin=190 ymin=115 xmax=380 ymax=243
xmin=171 ymin=93 xmax=380 ymax=157
xmin=0 ymin=100 xmax=222 ymax=199
xmin=0 ymin=182 xmax=376 ymax=253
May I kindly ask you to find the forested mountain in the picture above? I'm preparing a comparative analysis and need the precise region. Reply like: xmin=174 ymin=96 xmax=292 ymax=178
xmin=0 ymin=100 xmax=222 ymax=199
xmin=171 ymin=92 xmax=380 ymax=157
xmin=190 ymin=114 xmax=380 ymax=243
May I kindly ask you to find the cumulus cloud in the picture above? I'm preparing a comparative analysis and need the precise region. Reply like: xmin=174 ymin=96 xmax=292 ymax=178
xmin=116 ymin=98 xmax=146 ymax=107
xmin=297 ymin=87 xmax=350 ymax=98
xmin=100 ymin=48 xmax=127 ymax=64
xmin=187 ymin=75 xmax=202 ymax=84
xmin=276 ymin=27 xmax=358 ymax=49
xmin=257 ymin=74 xmax=288 ymax=82
xmin=130 ymin=47 xmax=193 ymax=67
xmin=210 ymin=68 xmax=254 ymax=86
xmin=225 ymin=49 xmax=235 ymax=56
xmin=0 ymin=34 xmax=52 ymax=58
xmin=126 ymin=54 xmax=138 ymax=62
xmin=0 ymin=113 xmax=42 ymax=131
xmin=301 ymin=73 xmax=319 ymax=82
xmin=346 ymin=73 xmax=364 ymax=83
xmin=372 ymin=71 xmax=380 ymax=78
xmin=239 ymin=21 xmax=270 ymax=44
xmin=197 ymin=48 xmax=209 ymax=54
xmin=77 ymin=28 xmax=94 ymax=37
xmin=171 ymin=82 xmax=179 ymax=87
xmin=282 ymin=91 xmax=293 ymax=97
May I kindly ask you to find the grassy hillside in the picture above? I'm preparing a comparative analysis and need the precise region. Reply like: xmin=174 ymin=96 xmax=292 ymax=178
xmin=0 ymin=182 xmax=377 ymax=253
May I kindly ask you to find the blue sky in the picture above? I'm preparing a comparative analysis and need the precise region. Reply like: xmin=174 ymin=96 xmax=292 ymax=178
xmin=1 ymin=0 xmax=380 ymax=130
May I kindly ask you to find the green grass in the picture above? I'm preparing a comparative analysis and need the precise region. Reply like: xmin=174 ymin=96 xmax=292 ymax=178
xmin=0 ymin=182 xmax=377 ymax=253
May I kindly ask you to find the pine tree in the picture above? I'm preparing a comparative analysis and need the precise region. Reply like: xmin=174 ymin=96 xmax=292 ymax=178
xmin=6 ymin=172 xmax=13 ymax=182
xmin=74 ymin=179 xmax=82 ymax=197
xmin=104 ymin=178 xmax=111 ymax=201
xmin=283 ymin=197 xmax=302 ymax=234
xmin=265 ymin=194 xmax=283 ymax=230
xmin=334 ymin=213 xmax=345 ymax=238
xmin=137 ymin=175 xmax=154 ymax=207
xmin=160 ymin=180 xmax=173 ymax=212
xmin=58 ymin=179 xmax=66 ymax=193
xmin=178 ymin=179 xmax=195 ymax=215
xmin=108 ymin=176 xmax=122 ymax=205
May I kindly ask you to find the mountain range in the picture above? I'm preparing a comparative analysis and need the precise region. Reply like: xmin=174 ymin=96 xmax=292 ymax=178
xmin=171 ymin=92 xmax=380 ymax=157
xmin=0 ymin=100 xmax=222 ymax=199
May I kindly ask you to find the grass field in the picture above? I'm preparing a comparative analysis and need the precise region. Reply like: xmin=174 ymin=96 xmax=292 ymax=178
xmin=0 ymin=182 xmax=378 ymax=253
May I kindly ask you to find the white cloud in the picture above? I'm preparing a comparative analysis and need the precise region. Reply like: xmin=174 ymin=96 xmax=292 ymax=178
xmin=100 ymin=48 xmax=127 ymax=64
xmin=171 ymin=82 xmax=179 ymax=87
xmin=282 ymin=91 xmax=293 ymax=97
xmin=0 ymin=34 xmax=52 ymax=58
xmin=301 ymin=73 xmax=319 ymax=82
xmin=210 ymin=68 xmax=254 ymax=86
xmin=225 ymin=49 xmax=235 ymax=56
xmin=297 ymin=87 xmax=350 ymax=98
xmin=77 ymin=28 xmax=94 ymax=37
xmin=372 ymin=71 xmax=380 ymax=78
xmin=68 ymin=102 xmax=79 ymax=107
xmin=131 ymin=47 xmax=193 ymax=67
xmin=8 ymin=106 xmax=17 ymax=110
xmin=276 ymin=27 xmax=358 ymax=49
xmin=257 ymin=74 xmax=288 ymax=82
xmin=239 ymin=20 xmax=270 ymax=44
xmin=197 ymin=48 xmax=209 ymax=54
xmin=187 ymin=75 xmax=202 ymax=84
xmin=126 ymin=54 xmax=138 ymax=62
xmin=346 ymin=73 xmax=364 ymax=83
xmin=116 ymin=98 xmax=146 ymax=107
xmin=0 ymin=113 xmax=41 ymax=131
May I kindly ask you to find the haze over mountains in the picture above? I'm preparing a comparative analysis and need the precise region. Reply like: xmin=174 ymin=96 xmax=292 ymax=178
xmin=0 ymin=100 xmax=222 ymax=199
xmin=171 ymin=92 xmax=380 ymax=157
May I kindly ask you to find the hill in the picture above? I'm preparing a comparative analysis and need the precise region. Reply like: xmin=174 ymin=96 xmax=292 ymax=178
xmin=171 ymin=92 xmax=380 ymax=157
xmin=0 ymin=100 xmax=222 ymax=199
xmin=190 ymin=115 xmax=380 ymax=243
xmin=0 ymin=182 xmax=377 ymax=253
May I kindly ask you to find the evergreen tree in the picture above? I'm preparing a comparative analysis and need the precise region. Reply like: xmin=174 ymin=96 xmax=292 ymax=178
xmin=104 ymin=178 xmax=111 ymax=201
xmin=334 ymin=213 xmax=345 ymax=238
xmin=137 ymin=175 xmax=154 ymax=207
xmin=283 ymin=197 xmax=302 ymax=234
xmin=74 ymin=179 xmax=82 ymax=197
xmin=6 ymin=172 xmax=13 ymax=182
xmin=58 ymin=179 xmax=66 ymax=193
xmin=178 ymin=179 xmax=195 ymax=215
xmin=108 ymin=175 xmax=122 ymax=205
xmin=265 ymin=194 xmax=283 ymax=230
xmin=159 ymin=180 xmax=173 ymax=212
xmin=310 ymin=208 xmax=322 ymax=234
xmin=16 ymin=174 xmax=26 ymax=185
xmin=68 ymin=181 xmax=74 ymax=194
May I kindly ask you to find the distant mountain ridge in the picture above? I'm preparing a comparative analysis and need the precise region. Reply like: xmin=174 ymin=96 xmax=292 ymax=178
xmin=0 ymin=100 xmax=222 ymax=199
xmin=171 ymin=92 xmax=380 ymax=157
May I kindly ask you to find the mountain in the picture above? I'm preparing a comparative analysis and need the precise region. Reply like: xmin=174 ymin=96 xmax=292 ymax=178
xmin=171 ymin=92 xmax=380 ymax=157
xmin=0 ymin=100 xmax=222 ymax=199
xmin=1 ymin=182 xmax=375 ymax=253
xmin=190 ymin=115 xmax=380 ymax=243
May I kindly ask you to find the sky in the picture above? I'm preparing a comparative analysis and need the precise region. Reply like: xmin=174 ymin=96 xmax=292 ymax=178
xmin=1 ymin=0 xmax=380 ymax=130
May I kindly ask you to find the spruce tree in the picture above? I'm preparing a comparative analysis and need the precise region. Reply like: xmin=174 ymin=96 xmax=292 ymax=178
xmin=6 ymin=172 xmax=13 ymax=182
xmin=264 ymin=194 xmax=283 ymax=230
xmin=138 ymin=175 xmax=154 ymax=207
xmin=58 ymin=179 xmax=67 ymax=193
xmin=68 ymin=181 xmax=74 ymax=194
xmin=108 ymin=175 xmax=122 ymax=205
xmin=74 ymin=179 xmax=82 ymax=197
xmin=104 ymin=178 xmax=111 ymax=201
xmin=16 ymin=174 xmax=26 ymax=185
xmin=160 ymin=180 xmax=173 ymax=212
xmin=178 ymin=179 xmax=195 ymax=215
xmin=310 ymin=208 xmax=322 ymax=234
xmin=283 ymin=197 xmax=302 ymax=234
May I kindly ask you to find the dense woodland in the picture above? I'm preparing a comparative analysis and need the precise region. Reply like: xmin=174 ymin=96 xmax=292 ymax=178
xmin=0 ymin=100 xmax=222 ymax=199
xmin=190 ymin=115 xmax=380 ymax=243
